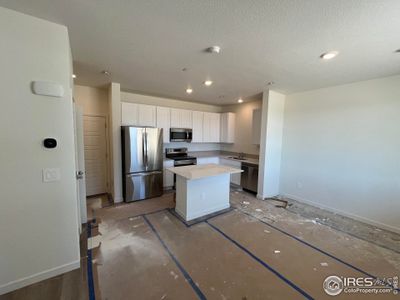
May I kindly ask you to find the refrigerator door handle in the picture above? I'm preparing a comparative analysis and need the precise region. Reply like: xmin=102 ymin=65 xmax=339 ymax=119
xmin=142 ymin=131 xmax=146 ymax=169
xmin=144 ymin=131 xmax=148 ymax=168
xmin=127 ymin=171 xmax=162 ymax=177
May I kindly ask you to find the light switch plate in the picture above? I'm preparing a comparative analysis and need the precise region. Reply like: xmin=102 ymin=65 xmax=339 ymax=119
xmin=42 ymin=168 xmax=61 ymax=182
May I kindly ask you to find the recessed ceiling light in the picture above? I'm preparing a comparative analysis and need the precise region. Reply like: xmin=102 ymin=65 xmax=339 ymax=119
xmin=204 ymin=80 xmax=213 ymax=86
xmin=101 ymin=70 xmax=111 ymax=76
xmin=186 ymin=88 xmax=193 ymax=94
xmin=206 ymin=46 xmax=221 ymax=54
xmin=72 ymin=74 xmax=76 ymax=79
xmin=320 ymin=51 xmax=339 ymax=60
xmin=238 ymin=98 xmax=243 ymax=103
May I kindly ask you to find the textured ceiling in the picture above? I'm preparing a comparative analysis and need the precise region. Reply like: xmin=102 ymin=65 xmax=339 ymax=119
xmin=1 ymin=0 xmax=400 ymax=104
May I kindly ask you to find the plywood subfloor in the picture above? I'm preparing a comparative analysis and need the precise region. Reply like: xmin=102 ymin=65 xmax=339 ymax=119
xmin=3 ymin=190 xmax=399 ymax=299
xmin=90 ymin=192 xmax=399 ymax=299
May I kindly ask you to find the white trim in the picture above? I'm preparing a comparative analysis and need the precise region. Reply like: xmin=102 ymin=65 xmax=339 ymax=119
xmin=282 ymin=193 xmax=400 ymax=234
xmin=0 ymin=260 xmax=81 ymax=295
xmin=113 ymin=196 xmax=124 ymax=203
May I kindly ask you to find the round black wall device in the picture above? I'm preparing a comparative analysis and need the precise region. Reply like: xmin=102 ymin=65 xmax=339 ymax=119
xmin=43 ymin=138 xmax=57 ymax=149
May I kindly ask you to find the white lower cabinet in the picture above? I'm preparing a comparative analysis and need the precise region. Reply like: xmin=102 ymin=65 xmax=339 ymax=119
xmin=219 ymin=158 xmax=241 ymax=186
xmin=163 ymin=160 xmax=174 ymax=188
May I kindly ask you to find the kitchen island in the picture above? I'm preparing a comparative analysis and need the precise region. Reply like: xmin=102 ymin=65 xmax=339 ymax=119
xmin=167 ymin=164 xmax=242 ymax=221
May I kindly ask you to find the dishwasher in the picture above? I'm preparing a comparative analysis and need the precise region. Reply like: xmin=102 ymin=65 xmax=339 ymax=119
xmin=241 ymin=162 xmax=258 ymax=193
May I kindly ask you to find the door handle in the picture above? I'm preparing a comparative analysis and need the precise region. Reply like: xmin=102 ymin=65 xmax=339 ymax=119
xmin=76 ymin=170 xmax=84 ymax=179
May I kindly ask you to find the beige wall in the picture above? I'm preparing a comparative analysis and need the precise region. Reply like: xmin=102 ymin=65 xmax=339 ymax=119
xmin=121 ymin=91 xmax=222 ymax=113
xmin=0 ymin=8 xmax=80 ymax=294
xmin=221 ymin=100 xmax=262 ymax=155
xmin=74 ymin=85 xmax=109 ymax=116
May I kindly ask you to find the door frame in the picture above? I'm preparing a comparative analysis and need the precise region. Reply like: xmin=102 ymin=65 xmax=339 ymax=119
xmin=83 ymin=114 xmax=111 ymax=195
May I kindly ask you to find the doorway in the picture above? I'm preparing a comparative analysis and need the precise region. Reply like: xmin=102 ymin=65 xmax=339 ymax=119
xmin=83 ymin=115 xmax=109 ymax=196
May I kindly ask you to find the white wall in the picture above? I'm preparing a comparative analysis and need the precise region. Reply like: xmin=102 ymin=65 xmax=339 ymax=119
xmin=280 ymin=75 xmax=400 ymax=233
xmin=258 ymin=91 xmax=285 ymax=198
xmin=74 ymin=85 xmax=109 ymax=116
xmin=221 ymin=100 xmax=262 ymax=155
xmin=109 ymin=83 xmax=123 ymax=203
xmin=0 ymin=8 xmax=80 ymax=294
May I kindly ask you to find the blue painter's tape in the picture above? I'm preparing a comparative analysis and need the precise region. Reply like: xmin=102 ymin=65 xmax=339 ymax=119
xmin=236 ymin=208 xmax=400 ymax=292
xmin=142 ymin=215 xmax=207 ymax=300
xmin=206 ymin=220 xmax=314 ymax=299
xmin=87 ymin=220 xmax=96 ymax=300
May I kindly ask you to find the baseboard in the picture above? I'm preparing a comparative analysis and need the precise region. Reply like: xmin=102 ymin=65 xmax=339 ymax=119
xmin=0 ymin=260 xmax=81 ymax=296
xmin=113 ymin=196 xmax=124 ymax=203
xmin=282 ymin=193 xmax=400 ymax=234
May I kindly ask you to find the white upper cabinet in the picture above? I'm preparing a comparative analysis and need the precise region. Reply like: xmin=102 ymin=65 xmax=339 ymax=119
xmin=220 ymin=112 xmax=235 ymax=143
xmin=252 ymin=109 xmax=262 ymax=144
xmin=121 ymin=102 xmax=156 ymax=127
xmin=181 ymin=109 xmax=192 ymax=129
xmin=192 ymin=111 xmax=203 ymax=143
xmin=121 ymin=102 xmax=138 ymax=126
xmin=156 ymin=106 xmax=171 ymax=143
xmin=170 ymin=108 xmax=192 ymax=129
xmin=138 ymin=104 xmax=156 ymax=127
xmin=203 ymin=112 xmax=220 ymax=142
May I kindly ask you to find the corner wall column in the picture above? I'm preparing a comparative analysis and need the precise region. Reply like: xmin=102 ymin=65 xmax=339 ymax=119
xmin=108 ymin=82 xmax=123 ymax=203
xmin=257 ymin=90 xmax=286 ymax=199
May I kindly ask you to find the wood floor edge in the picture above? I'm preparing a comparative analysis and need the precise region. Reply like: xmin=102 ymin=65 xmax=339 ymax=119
xmin=0 ymin=260 xmax=81 ymax=296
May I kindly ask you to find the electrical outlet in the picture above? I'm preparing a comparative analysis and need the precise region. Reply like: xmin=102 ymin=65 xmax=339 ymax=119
xmin=43 ymin=168 xmax=61 ymax=182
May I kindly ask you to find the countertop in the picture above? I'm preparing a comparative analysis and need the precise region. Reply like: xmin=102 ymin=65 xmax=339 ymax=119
xmin=163 ymin=150 xmax=259 ymax=165
xmin=190 ymin=151 xmax=259 ymax=165
xmin=167 ymin=164 xmax=243 ymax=180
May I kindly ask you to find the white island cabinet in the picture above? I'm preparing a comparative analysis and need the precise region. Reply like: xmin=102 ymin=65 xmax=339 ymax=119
xmin=168 ymin=164 xmax=242 ymax=221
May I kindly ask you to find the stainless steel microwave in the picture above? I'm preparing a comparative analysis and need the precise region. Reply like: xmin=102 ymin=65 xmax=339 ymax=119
xmin=170 ymin=128 xmax=192 ymax=142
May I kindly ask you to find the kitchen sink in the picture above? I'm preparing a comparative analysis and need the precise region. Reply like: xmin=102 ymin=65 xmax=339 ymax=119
xmin=227 ymin=156 xmax=247 ymax=160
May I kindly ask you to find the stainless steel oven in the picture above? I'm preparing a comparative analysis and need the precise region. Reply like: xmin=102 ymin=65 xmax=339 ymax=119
xmin=165 ymin=148 xmax=197 ymax=188
xmin=170 ymin=128 xmax=192 ymax=142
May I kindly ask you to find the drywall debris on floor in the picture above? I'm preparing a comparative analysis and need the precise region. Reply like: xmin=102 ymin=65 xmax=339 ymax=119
xmin=169 ymin=271 xmax=179 ymax=280
xmin=242 ymin=201 xmax=250 ymax=205
xmin=88 ymin=235 xmax=102 ymax=250
xmin=255 ymin=208 xmax=262 ymax=212
xmin=264 ymin=230 xmax=270 ymax=234
xmin=274 ymin=250 xmax=281 ymax=254
xmin=320 ymin=262 xmax=329 ymax=267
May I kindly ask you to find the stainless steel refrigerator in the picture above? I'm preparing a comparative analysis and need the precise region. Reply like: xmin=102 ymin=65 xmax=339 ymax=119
xmin=121 ymin=126 xmax=163 ymax=202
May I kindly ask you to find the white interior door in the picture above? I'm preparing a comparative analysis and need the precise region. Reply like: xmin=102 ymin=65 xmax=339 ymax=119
xmin=74 ymin=105 xmax=87 ymax=228
xmin=84 ymin=115 xmax=108 ymax=196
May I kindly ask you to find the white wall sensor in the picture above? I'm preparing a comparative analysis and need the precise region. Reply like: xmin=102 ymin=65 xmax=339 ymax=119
xmin=31 ymin=81 xmax=64 ymax=98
